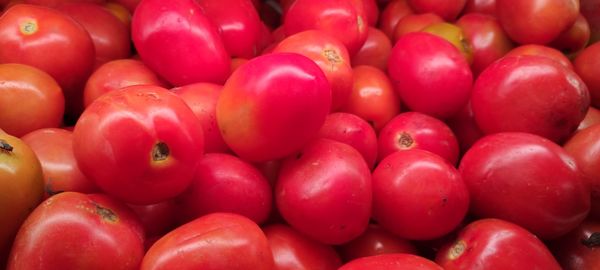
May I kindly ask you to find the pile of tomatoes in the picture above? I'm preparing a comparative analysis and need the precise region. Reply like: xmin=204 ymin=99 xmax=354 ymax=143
xmin=0 ymin=0 xmax=599 ymax=269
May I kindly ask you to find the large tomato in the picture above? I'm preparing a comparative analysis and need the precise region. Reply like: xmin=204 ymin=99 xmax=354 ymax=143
xmin=0 ymin=133 xmax=44 ymax=266
xmin=7 ymin=192 xmax=145 ymax=270
xmin=216 ymin=53 xmax=331 ymax=162
xmin=574 ymin=41 xmax=600 ymax=107
xmin=73 ymin=85 xmax=204 ymax=204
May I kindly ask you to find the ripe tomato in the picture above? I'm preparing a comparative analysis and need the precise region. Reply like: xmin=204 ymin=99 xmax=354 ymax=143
xmin=276 ymin=138 xmax=372 ymax=245
xmin=338 ymin=224 xmax=418 ymax=262
xmin=339 ymin=254 xmax=443 ymax=270
xmin=127 ymin=200 xmax=177 ymax=239
xmin=463 ymin=0 xmax=496 ymax=15
xmin=216 ymin=53 xmax=331 ymax=162
xmin=142 ymin=212 xmax=275 ymax=270
xmin=407 ymin=0 xmax=467 ymax=21
xmin=574 ymin=41 xmax=600 ymax=108
xmin=550 ymin=219 xmax=600 ymax=270
xmin=0 ymin=133 xmax=44 ymax=266
xmin=22 ymin=0 xmax=105 ymax=6
xmin=351 ymin=27 xmax=393 ymax=71
xmin=379 ymin=0 xmax=414 ymax=39
xmin=550 ymin=14 xmax=591 ymax=54
xmin=73 ymin=85 xmax=204 ymax=204
xmin=436 ymin=219 xmax=562 ymax=269
xmin=0 ymin=63 xmax=64 ymax=137
xmin=578 ymin=107 xmax=600 ymax=132
xmin=564 ymin=124 xmax=600 ymax=216
xmin=445 ymin=102 xmax=485 ymax=155
xmin=392 ymin=13 xmax=444 ymax=42
xmin=504 ymin=44 xmax=574 ymax=70
xmin=459 ymin=132 xmax=590 ymax=239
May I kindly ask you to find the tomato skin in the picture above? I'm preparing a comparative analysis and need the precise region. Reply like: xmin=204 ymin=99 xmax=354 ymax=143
xmin=446 ymin=102 xmax=484 ymax=155
xmin=407 ymin=0 xmax=467 ymax=21
xmin=22 ymin=0 xmax=105 ymax=6
xmin=263 ymin=224 xmax=342 ymax=270
xmin=378 ymin=0 xmax=414 ymax=39
xmin=339 ymin=224 xmax=418 ymax=262
xmin=463 ymin=0 xmax=496 ymax=15
xmin=351 ymin=27 xmax=393 ymax=71
xmin=0 ymin=63 xmax=64 ymax=137
xmin=472 ymin=55 xmax=589 ymax=144
xmin=132 ymin=0 xmax=231 ymax=86
xmin=574 ymin=41 xmax=600 ymax=108
xmin=73 ymin=85 xmax=204 ymax=205
xmin=578 ymin=107 xmax=600 ymax=132
xmin=216 ymin=53 xmax=331 ymax=162
xmin=504 ymin=44 xmax=574 ymax=70
xmin=550 ymin=13 xmax=591 ymax=54
xmin=142 ymin=212 xmax=275 ymax=270
xmin=372 ymin=149 xmax=469 ymax=240
xmin=549 ymin=219 xmax=600 ymax=270
xmin=275 ymin=139 xmax=372 ymax=245
xmin=339 ymin=254 xmax=443 ymax=270
xmin=388 ymin=32 xmax=473 ymax=119
xmin=7 ymin=192 xmax=145 ymax=270
xmin=392 ymin=13 xmax=444 ymax=43
xmin=0 ymin=133 xmax=44 ymax=266
xmin=436 ymin=219 xmax=562 ymax=270
xmin=459 ymin=132 xmax=590 ymax=239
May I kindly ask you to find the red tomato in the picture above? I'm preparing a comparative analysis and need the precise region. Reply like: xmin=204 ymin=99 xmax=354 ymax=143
xmin=273 ymin=30 xmax=353 ymax=111
xmin=574 ymin=41 xmax=600 ymax=108
xmin=276 ymin=138 xmax=372 ymax=245
xmin=339 ymin=224 xmax=418 ymax=262
xmin=378 ymin=112 xmax=459 ymax=165
xmin=22 ymin=0 xmax=105 ymax=6
xmin=372 ymin=149 xmax=469 ymax=240
xmin=408 ymin=0 xmax=466 ymax=21
xmin=175 ymin=153 xmax=272 ymax=225
xmin=472 ymin=55 xmax=589 ymax=143
xmin=392 ymin=13 xmax=444 ymax=42
xmin=21 ymin=128 xmax=98 ymax=198
xmin=504 ymin=44 xmax=574 ymax=70
xmin=84 ymin=58 xmax=168 ymax=108
xmin=459 ymin=132 xmax=590 ymax=239
xmin=388 ymin=32 xmax=473 ymax=119
xmin=132 ymin=0 xmax=231 ymax=86
xmin=462 ymin=0 xmax=496 ymax=15
xmin=351 ymin=27 xmax=393 ymax=71
xmin=0 ymin=63 xmax=64 ymax=137
xmin=216 ymin=53 xmax=331 ymax=162
xmin=283 ymin=0 xmax=368 ymax=56
xmin=581 ymin=0 xmax=600 ymax=43
xmin=496 ymin=0 xmax=579 ymax=44
xmin=104 ymin=2 xmax=132 ymax=29
xmin=263 ymin=224 xmax=342 ymax=270
xmin=357 ymin=0 xmax=379 ymax=26
xmin=550 ymin=13 xmax=591 ymax=54
xmin=445 ymin=102 xmax=485 ymax=155
xmin=7 ymin=192 xmax=145 ymax=270
xmin=73 ymin=85 xmax=204 ymax=204
xmin=141 ymin=212 xmax=275 ymax=270
xmin=550 ymin=219 xmax=600 ymax=270
xmin=128 ymin=200 xmax=177 ymax=239
xmin=379 ymin=0 xmax=414 ymax=39
xmin=340 ymin=254 xmax=443 ymax=270
xmin=436 ymin=219 xmax=562 ymax=269
xmin=171 ymin=83 xmax=230 ymax=153
xmin=318 ymin=112 xmax=378 ymax=169
xmin=578 ymin=107 xmax=600 ymax=131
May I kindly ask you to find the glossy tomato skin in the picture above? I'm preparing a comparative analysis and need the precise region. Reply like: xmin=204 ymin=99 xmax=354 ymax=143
xmin=216 ymin=53 xmax=331 ymax=162
xmin=472 ymin=55 xmax=589 ymax=144
xmin=372 ymin=149 xmax=469 ymax=240
xmin=377 ymin=112 xmax=459 ymax=165
xmin=564 ymin=124 xmax=600 ymax=216
xmin=407 ymin=0 xmax=467 ymax=21
xmin=73 ymin=85 xmax=204 ymax=205
xmin=318 ymin=112 xmax=378 ymax=169
xmin=273 ymin=30 xmax=353 ymax=111
xmin=388 ymin=32 xmax=473 ymax=119
xmin=171 ymin=83 xmax=230 ymax=153
xmin=128 ymin=200 xmax=177 ymax=240
xmin=8 ymin=192 xmax=145 ymax=270
xmin=378 ymin=0 xmax=414 ymax=39
xmin=351 ymin=27 xmax=393 ymax=71
xmin=574 ymin=41 xmax=600 ymax=108
xmin=463 ymin=0 xmax=496 ymax=15
xmin=132 ymin=0 xmax=231 ymax=86
xmin=21 ymin=128 xmax=98 ymax=198
xmin=392 ymin=13 xmax=444 ymax=42
xmin=550 ymin=13 xmax=591 ymax=54
xmin=339 ymin=254 xmax=443 ymax=270
xmin=0 ymin=133 xmax=44 ymax=266
xmin=142 ymin=212 xmax=275 ymax=270
xmin=436 ymin=219 xmax=561 ymax=270
xmin=459 ymin=132 xmax=590 ymax=239
xmin=283 ymin=0 xmax=368 ymax=56
xmin=0 ymin=63 xmax=64 ymax=137
xmin=339 ymin=224 xmax=418 ymax=262
xmin=276 ymin=139 xmax=372 ymax=245
xmin=263 ymin=224 xmax=342 ymax=270
xmin=504 ymin=44 xmax=574 ymax=70
xmin=175 ymin=153 xmax=272 ymax=225
xmin=550 ymin=219 xmax=600 ymax=270
xmin=578 ymin=107 xmax=600 ymax=131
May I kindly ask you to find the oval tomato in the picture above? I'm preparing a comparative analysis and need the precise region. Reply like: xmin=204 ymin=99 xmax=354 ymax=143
xmin=574 ymin=41 xmax=600 ymax=108
xmin=339 ymin=224 xmax=418 ymax=262
xmin=378 ymin=0 xmax=414 ymax=39
xmin=504 ymin=44 xmax=574 ymax=70
xmin=407 ymin=0 xmax=467 ymax=21
xmin=351 ymin=27 xmax=393 ymax=71
xmin=340 ymin=254 xmax=443 ymax=270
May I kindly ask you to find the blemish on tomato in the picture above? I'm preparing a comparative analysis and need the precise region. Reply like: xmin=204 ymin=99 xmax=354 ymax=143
xmin=19 ymin=19 xmax=38 ymax=35
xmin=94 ymin=203 xmax=119 ymax=223
xmin=448 ymin=240 xmax=466 ymax=260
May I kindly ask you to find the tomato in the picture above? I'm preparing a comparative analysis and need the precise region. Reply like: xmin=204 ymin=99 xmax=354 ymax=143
xmin=73 ymin=85 xmax=204 ymax=204
xmin=231 ymin=57 xmax=250 ymax=73
xmin=471 ymin=55 xmax=589 ymax=143
xmin=436 ymin=218 xmax=562 ymax=269
xmin=21 ymin=128 xmax=98 ymax=198
xmin=388 ymin=32 xmax=473 ymax=119
xmin=283 ymin=0 xmax=368 ymax=56
xmin=496 ymin=0 xmax=579 ymax=44
xmin=7 ymin=192 xmax=145 ymax=270
xmin=504 ymin=44 xmax=574 ymax=70
xmin=338 ymin=224 xmax=418 ymax=262
xmin=132 ymin=0 xmax=231 ymax=86
xmin=351 ymin=27 xmax=392 ymax=71
xmin=574 ymin=41 xmax=600 ymax=108
xmin=22 ymin=0 xmax=105 ymax=6
xmin=550 ymin=13 xmax=591 ymax=54
xmin=175 ymin=153 xmax=272 ymax=225
xmin=171 ymin=83 xmax=230 ymax=153
xmin=378 ymin=0 xmax=414 ymax=39
xmin=358 ymin=0 xmax=379 ymax=26
xmin=341 ymin=65 xmax=400 ymax=132
xmin=407 ymin=0 xmax=467 ymax=21
xmin=318 ymin=112 xmax=378 ymax=169
xmin=128 ymin=200 xmax=177 ymax=239
xmin=141 ymin=212 xmax=275 ymax=270
xmin=459 ymin=132 xmax=590 ymax=239
xmin=276 ymin=138 xmax=372 ymax=245
xmin=392 ymin=13 xmax=444 ymax=42
xmin=378 ymin=112 xmax=460 ymax=164
xmin=445 ymin=102 xmax=484 ymax=155
xmin=104 ymin=2 xmax=132 ymax=29
xmin=339 ymin=254 xmax=443 ymax=270
xmin=550 ymin=219 xmax=600 ymax=270
xmin=463 ymin=0 xmax=496 ymax=15
xmin=422 ymin=22 xmax=474 ymax=64
xmin=372 ymin=149 xmax=469 ymax=240
xmin=0 ymin=133 xmax=44 ymax=266
xmin=263 ymin=224 xmax=342 ymax=270
xmin=581 ymin=0 xmax=600 ymax=43
xmin=112 ymin=0 xmax=139 ymax=13
xmin=216 ymin=53 xmax=331 ymax=162
xmin=84 ymin=58 xmax=168 ymax=108
xmin=0 ymin=63 xmax=64 ymax=137
xmin=578 ymin=107 xmax=600 ymax=131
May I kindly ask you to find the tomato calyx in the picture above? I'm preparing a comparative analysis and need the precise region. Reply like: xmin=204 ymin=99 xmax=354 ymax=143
xmin=0 ymin=139 xmax=13 ymax=153
xmin=581 ymin=232 xmax=600 ymax=248
xmin=152 ymin=142 xmax=170 ymax=162
xmin=94 ymin=202 xmax=118 ymax=223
